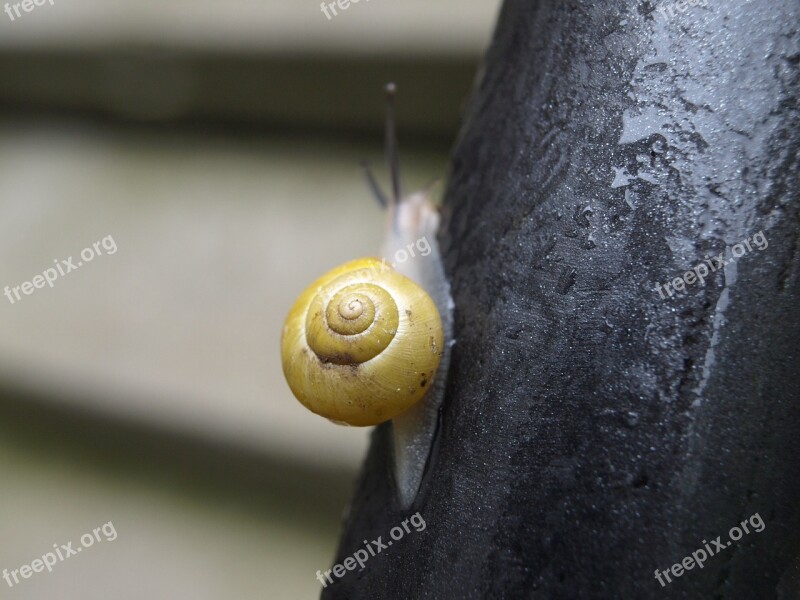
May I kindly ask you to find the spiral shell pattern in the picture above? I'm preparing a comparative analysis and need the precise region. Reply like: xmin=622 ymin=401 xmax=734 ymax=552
xmin=281 ymin=258 xmax=443 ymax=426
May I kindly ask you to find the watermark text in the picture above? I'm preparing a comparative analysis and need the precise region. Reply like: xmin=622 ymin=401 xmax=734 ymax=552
xmin=316 ymin=512 xmax=425 ymax=587
xmin=4 ymin=234 xmax=118 ymax=305
xmin=654 ymin=231 xmax=767 ymax=299
xmin=654 ymin=512 xmax=765 ymax=587
xmin=3 ymin=521 xmax=118 ymax=588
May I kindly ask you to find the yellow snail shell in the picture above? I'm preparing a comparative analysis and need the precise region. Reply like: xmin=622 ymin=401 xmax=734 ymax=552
xmin=281 ymin=257 xmax=444 ymax=426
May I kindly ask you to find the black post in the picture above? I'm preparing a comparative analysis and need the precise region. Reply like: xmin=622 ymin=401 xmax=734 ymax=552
xmin=323 ymin=0 xmax=800 ymax=597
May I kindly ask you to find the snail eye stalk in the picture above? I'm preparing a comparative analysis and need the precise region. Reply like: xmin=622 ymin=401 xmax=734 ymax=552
xmin=360 ymin=161 xmax=388 ymax=208
xmin=384 ymin=82 xmax=402 ymax=205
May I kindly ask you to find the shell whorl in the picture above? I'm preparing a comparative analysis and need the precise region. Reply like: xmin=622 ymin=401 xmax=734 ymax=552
xmin=306 ymin=282 xmax=398 ymax=365
xmin=281 ymin=258 xmax=443 ymax=426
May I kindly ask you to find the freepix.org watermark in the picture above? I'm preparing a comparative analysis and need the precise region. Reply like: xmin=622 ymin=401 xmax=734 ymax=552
xmin=319 ymin=0 xmax=372 ymax=20
xmin=3 ymin=521 xmax=117 ymax=589
xmin=388 ymin=235 xmax=432 ymax=266
xmin=654 ymin=231 xmax=767 ymax=299
xmin=4 ymin=234 xmax=117 ymax=305
xmin=316 ymin=512 xmax=426 ymax=587
xmin=345 ymin=235 xmax=432 ymax=282
xmin=654 ymin=512 xmax=765 ymax=587
xmin=656 ymin=0 xmax=709 ymax=22
xmin=4 ymin=0 xmax=54 ymax=22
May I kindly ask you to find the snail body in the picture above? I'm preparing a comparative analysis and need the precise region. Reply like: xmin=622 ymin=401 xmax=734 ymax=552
xmin=281 ymin=257 xmax=443 ymax=426
xmin=383 ymin=191 xmax=454 ymax=508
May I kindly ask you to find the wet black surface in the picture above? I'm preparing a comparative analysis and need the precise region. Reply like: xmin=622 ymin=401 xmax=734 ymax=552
xmin=324 ymin=0 xmax=800 ymax=598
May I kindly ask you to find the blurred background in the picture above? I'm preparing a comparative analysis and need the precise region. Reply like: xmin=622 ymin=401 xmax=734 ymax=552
xmin=0 ymin=1 xmax=500 ymax=598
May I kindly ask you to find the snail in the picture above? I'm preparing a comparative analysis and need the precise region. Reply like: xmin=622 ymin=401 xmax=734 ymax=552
xmin=280 ymin=83 xmax=454 ymax=507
